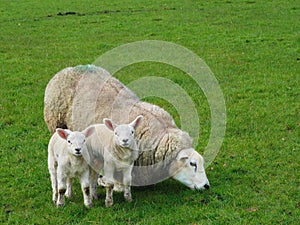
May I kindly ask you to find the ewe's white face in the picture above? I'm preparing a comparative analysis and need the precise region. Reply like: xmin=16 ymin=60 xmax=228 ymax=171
xmin=172 ymin=148 xmax=210 ymax=190
xmin=113 ymin=125 xmax=135 ymax=148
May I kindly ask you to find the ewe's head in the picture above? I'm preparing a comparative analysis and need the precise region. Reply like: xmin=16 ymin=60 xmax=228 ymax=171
xmin=104 ymin=115 xmax=143 ymax=148
xmin=56 ymin=126 xmax=95 ymax=157
xmin=171 ymin=148 xmax=210 ymax=191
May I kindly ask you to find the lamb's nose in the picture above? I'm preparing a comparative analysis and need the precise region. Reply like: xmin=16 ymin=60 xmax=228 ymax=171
xmin=204 ymin=184 xmax=210 ymax=190
xmin=123 ymin=139 xmax=128 ymax=143
xmin=75 ymin=148 xmax=81 ymax=152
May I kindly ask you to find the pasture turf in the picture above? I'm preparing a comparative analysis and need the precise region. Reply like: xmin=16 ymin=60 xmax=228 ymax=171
xmin=1 ymin=0 xmax=299 ymax=224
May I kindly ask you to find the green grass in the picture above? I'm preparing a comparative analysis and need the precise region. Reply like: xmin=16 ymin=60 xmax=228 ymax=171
xmin=1 ymin=0 xmax=299 ymax=224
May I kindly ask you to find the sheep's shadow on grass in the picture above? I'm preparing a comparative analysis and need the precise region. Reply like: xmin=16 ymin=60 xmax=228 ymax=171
xmin=130 ymin=179 xmax=223 ymax=206
xmin=63 ymin=175 xmax=224 ymax=208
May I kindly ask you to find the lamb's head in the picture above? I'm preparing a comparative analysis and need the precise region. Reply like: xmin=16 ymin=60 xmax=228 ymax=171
xmin=170 ymin=148 xmax=210 ymax=191
xmin=103 ymin=115 xmax=143 ymax=148
xmin=56 ymin=126 xmax=95 ymax=157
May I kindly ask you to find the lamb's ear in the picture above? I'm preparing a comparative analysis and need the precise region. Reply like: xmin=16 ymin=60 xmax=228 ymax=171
xmin=176 ymin=149 xmax=190 ymax=161
xmin=130 ymin=115 xmax=143 ymax=129
xmin=56 ymin=128 xmax=70 ymax=140
xmin=103 ymin=118 xmax=117 ymax=131
xmin=82 ymin=126 xmax=95 ymax=138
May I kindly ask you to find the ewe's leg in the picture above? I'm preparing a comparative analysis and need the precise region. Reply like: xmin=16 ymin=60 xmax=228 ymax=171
xmin=97 ymin=174 xmax=106 ymax=187
xmin=80 ymin=170 xmax=92 ymax=208
xmin=90 ymin=169 xmax=99 ymax=200
xmin=123 ymin=167 xmax=133 ymax=202
xmin=57 ymin=168 xmax=67 ymax=207
xmin=65 ymin=177 xmax=72 ymax=198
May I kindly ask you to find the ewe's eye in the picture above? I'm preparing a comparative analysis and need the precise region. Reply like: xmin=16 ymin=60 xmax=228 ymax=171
xmin=67 ymin=140 xmax=71 ymax=144
xmin=115 ymin=132 xmax=118 ymax=136
xmin=131 ymin=130 xmax=134 ymax=135
xmin=189 ymin=162 xmax=197 ymax=172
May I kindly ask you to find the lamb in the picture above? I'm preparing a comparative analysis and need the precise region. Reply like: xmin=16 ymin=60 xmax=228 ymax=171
xmin=88 ymin=115 xmax=143 ymax=207
xmin=44 ymin=65 xmax=210 ymax=190
xmin=47 ymin=126 xmax=95 ymax=208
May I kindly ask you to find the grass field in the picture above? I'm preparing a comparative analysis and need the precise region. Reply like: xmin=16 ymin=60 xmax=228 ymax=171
xmin=1 ymin=0 xmax=299 ymax=224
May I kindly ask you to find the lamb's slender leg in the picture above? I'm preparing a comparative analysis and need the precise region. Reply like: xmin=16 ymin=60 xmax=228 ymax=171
xmin=65 ymin=177 xmax=72 ymax=198
xmin=57 ymin=167 xmax=67 ymax=207
xmin=80 ymin=170 xmax=92 ymax=208
xmin=48 ymin=153 xmax=58 ymax=204
xmin=49 ymin=167 xmax=58 ymax=204
xmin=105 ymin=183 xmax=114 ymax=207
xmin=104 ymin=163 xmax=115 ymax=207
xmin=123 ymin=166 xmax=133 ymax=202
xmin=90 ymin=169 xmax=99 ymax=200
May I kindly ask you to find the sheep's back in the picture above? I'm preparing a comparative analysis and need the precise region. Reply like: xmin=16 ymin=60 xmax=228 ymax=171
xmin=44 ymin=65 xmax=139 ymax=133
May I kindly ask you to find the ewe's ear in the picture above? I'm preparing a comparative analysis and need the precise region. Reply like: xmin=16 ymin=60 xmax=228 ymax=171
xmin=82 ymin=126 xmax=95 ymax=138
xmin=176 ymin=149 xmax=190 ymax=161
xmin=56 ymin=128 xmax=70 ymax=140
xmin=130 ymin=115 xmax=143 ymax=129
xmin=103 ymin=118 xmax=117 ymax=131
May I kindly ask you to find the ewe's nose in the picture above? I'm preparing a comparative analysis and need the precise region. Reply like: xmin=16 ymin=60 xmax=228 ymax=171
xmin=75 ymin=148 xmax=81 ymax=152
xmin=204 ymin=183 xmax=210 ymax=190
xmin=123 ymin=139 xmax=128 ymax=143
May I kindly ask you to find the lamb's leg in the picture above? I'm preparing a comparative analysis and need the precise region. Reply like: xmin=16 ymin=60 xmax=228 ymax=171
xmin=49 ymin=166 xmax=58 ymax=204
xmin=57 ymin=169 xmax=67 ymax=207
xmin=65 ymin=177 xmax=72 ymax=198
xmin=123 ymin=166 xmax=133 ymax=202
xmin=89 ymin=169 xmax=99 ymax=200
xmin=80 ymin=170 xmax=92 ymax=208
xmin=56 ymin=174 xmax=67 ymax=207
xmin=104 ymin=164 xmax=114 ymax=207
xmin=105 ymin=183 xmax=114 ymax=207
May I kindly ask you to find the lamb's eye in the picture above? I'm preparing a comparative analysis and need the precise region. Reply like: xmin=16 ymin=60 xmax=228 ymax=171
xmin=68 ymin=140 xmax=71 ymax=144
xmin=190 ymin=162 xmax=197 ymax=172
xmin=115 ymin=132 xmax=118 ymax=136
xmin=131 ymin=130 xmax=134 ymax=134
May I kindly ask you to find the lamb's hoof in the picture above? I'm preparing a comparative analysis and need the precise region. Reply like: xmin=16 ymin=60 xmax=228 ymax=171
xmin=125 ymin=196 xmax=133 ymax=202
xmin=92 ymin=194 xmax=99 ymax=200
xmin=105 ymin=199 xmax=113 ymax=207
xmin=65 ymin=193 xmax=72 ymax=198
xmin=85 ymin=203 xmax=93 ymax=208
xmin=56 ymin=202 xmax=64 ymax=208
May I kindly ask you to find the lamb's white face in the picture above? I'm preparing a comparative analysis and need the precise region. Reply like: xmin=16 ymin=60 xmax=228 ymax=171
xmin=171 ymin=148 xmax=210 ymax=190
xmin=56 ymin=127 xmax=95 ymax=157
xmin=66 ymin=132 xmax=87 ymax=157
xmin=103 ymin=115 xmax=143 ymax=148
xmin=113 ymin=125 xmax=135 ymax=148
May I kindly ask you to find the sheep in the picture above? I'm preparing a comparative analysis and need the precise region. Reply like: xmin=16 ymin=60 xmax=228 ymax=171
xmin=88 ymin=115 xmax=143 ymax=207
xmin=44 ymin=65 xmax=210 ymax=190
xmin=48 ymin=126 xmax=95 ymax=208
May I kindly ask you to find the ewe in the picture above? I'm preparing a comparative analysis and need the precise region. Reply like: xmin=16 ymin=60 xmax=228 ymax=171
xmin=88 ymin=115 xmax=143 ymax=207
xmin=48 ymin=126 xmax=95 ymax=208
xmin=44 ymin=65 xmax=210 ymax=190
